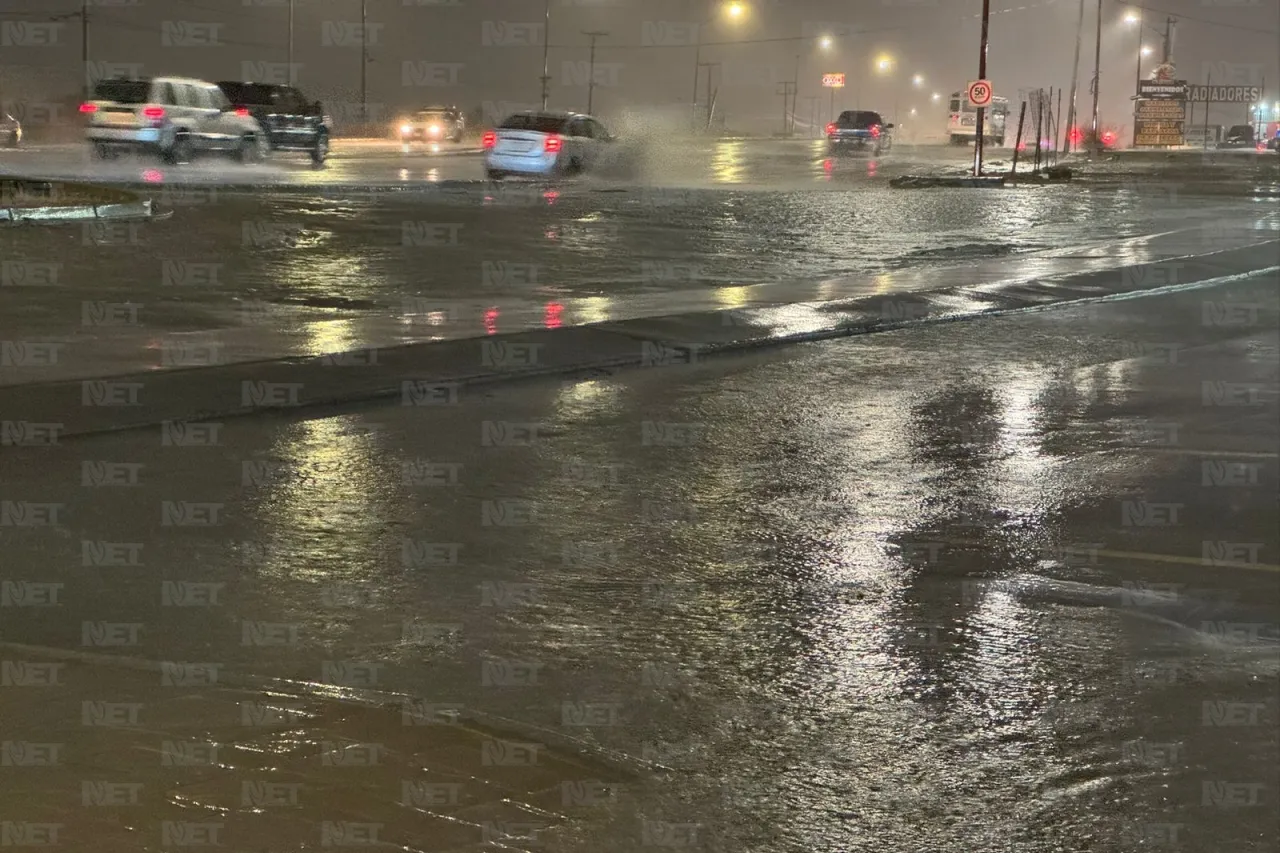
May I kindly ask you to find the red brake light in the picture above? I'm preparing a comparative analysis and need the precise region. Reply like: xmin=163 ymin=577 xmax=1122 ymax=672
xmin=143 ymin=106 xmax=165 ymax=118
xmin=825 ymin=123 xmax=836 ymax=135
xmin=79 ymin=102 xmax=98 ymax=114
xmin=544 ymin=134 xmax=562 ymax=153
xmin=234 ymin=107 xmax=249 ymax=117
xmin=482 ymin=131 xmax=496 ymax=148
xmin=871 ymin=125 xmax=881 ymax=138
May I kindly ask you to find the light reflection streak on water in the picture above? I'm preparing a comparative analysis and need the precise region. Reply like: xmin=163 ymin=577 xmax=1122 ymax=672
xmin=716 ymin=285 xmax=750 ymax=309
xmin=304 ymin=318 xmax=358 ymax=358
xmin=713 ymin=141 xmax=746 ymax=183
xmin=252 ymin=417 xmax=387 ymax=585
xmin=554 ymin=378 xmax=619 ymax=419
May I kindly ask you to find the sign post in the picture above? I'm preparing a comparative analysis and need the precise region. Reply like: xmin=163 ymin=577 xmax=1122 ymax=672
xmin=972 ymin=0 xmax=992 ymax=176
xmin=1133 ymin=79 xmax=1188 ymax=147
xmin=822 ymin=73 xmax=845 ymax=128
xmin=967 ymin=78 xmax=993 ymax=174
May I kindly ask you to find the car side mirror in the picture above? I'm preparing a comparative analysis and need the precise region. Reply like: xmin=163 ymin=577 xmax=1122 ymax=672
xmin=885 ymin=123 xmax=895 ymax=129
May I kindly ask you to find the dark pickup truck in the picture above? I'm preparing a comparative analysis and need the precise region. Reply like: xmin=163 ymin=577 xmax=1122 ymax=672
xmin=826 ymin=110 xmax=894 ymax=156
xmin=215 ymin=81 xmax=331 ymax=165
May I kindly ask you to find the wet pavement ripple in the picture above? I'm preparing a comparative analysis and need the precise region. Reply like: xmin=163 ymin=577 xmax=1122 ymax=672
xmin=1 ymin=275 xmax=1276 ymax=851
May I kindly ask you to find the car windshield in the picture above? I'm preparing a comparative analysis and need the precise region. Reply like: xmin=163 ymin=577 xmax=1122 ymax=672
xmin=416 ymin=111 xmax=452 ymax=121
xmin=92 ymin=80 xmax=150 ymax=104
xmin=499 ymin=114 xmax=567 ymax=133
xmin=837 ymin=111 xmax=882 ymax=128
xmin=216 ymin=83 xmax=279 ymax=106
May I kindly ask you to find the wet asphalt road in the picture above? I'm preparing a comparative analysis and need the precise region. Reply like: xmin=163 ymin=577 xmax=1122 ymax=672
xmin=1 ymin=275 xmax=1276 ymax=852
xmin=2 ymin=138 xmax=1277 ymax=384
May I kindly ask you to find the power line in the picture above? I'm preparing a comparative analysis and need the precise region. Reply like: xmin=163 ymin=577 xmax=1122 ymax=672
xmin=1107 ymin=0 xmax=1277 ymax=36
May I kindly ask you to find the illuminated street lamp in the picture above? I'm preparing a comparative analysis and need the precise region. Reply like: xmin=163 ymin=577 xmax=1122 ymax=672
xmin=1141 ymin=45 xmax=1153 ymax=57
xmin=726 ymin=2 xmax=745 ymax=19
xmin=820 ymin=35 xmax=833 ymax=50
xmin=931 ymin=92 xmax=941 ymax=102
xmin=912 ymin=74 xmax=924 ymax=87
xmin=876 ymin=57 xmax=894 ymax=73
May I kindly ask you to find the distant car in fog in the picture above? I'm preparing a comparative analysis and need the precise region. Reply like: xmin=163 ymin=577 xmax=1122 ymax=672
xmin=483 ymin=110 xmax=616 ymax=179
xmin=1220 ymin=124 xmax=1255 ymax=149
xmin=215 ymin=81 xmax=331 ymax=165
xmin=826 ymin=110 xmax=893 ymax=156
xmin=398 ymin=106 xmax=465 ymax=144
xmin=82 ymin=76 xmax=267 ymax=164
xmin=0 ymin=113 xmax=20 ymax=148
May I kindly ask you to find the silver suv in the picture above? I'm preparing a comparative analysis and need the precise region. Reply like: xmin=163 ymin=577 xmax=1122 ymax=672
xmin=82 ymin=76 xmax=267 ymax=164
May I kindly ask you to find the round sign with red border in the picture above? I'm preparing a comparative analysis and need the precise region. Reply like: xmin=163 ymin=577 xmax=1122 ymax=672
xmin=967 ymin=79 xmax=993 ymax=108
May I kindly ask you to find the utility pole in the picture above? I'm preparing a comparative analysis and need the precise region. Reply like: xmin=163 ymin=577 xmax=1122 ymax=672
xmin=582 ymin=31 xmax=608 ymax=115
xmin=1162 ymin=16 xmax=1174 ymax=64
xmin=1063 ymin=0 xmax=1085 ymax=154
xmin=360 ymin=0 xmax=368 ymax=125
xmin=288 ymin=0 xmax=295 ymax=78
xmin=776 ymin=81 xmax=796 ymax=135
xmin=540 ymin=0 xmax=552 ymax=109
xmin=792 ymin=54 xmax=802 ymax=134
xmin=1089 ymin=0 xmax=1102 ymax=157
xmin=973 ymin=0 xmax=991 ymax=176
xmin=82 ymin=0 xmax=90 ymax=99
xmin=700 ymin=61 xmax=720 ymax=129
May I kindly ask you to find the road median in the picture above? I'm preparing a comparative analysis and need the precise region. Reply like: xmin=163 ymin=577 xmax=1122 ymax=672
xmin=0 ymin=178 xmax=153 ymax=223
xmin=2 ymin=240 xmax=1275 ymax=441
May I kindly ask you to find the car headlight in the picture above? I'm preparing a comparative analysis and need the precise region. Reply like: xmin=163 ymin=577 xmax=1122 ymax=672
xmin=400 ymin=124 xmax=412 ymax=134
xmin=429 ymin=125 xmax=439 ymax=134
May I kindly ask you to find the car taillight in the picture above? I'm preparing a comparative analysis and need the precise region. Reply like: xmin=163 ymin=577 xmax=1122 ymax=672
xmin=234 ymin=107 xmax=249 ymax=117
xmin=79 ymin=103 xmax=97 ymax=114
xmin=825 ymin=123 xmax=836 ymax=135
xmin=482 ymin=131 xmax=496 ymax=148
xmin=544 ymin=134 xmax=562 ymax=153
xmin=143 ymin=107 xmax=165 ymax=118
xmin=870 ymin=125 xmax=881 ymax=138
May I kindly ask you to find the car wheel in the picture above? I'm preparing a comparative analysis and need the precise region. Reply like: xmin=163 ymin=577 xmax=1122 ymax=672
xmin=164 ymin=134 xmax=193 ymax=165
xmin=236 ymin=135 xmax=262 ymax=164
xmin=485 ymin=168 xmax=504 ymax=181
xmin=92 ymin=143 xmax=113 ymax=160
xmin=311 ymin=131 xmax=329 ymax=166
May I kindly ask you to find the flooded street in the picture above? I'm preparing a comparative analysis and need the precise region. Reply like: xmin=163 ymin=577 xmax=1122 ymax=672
xmin=3 ymin=274 xmax=1276 ymax=851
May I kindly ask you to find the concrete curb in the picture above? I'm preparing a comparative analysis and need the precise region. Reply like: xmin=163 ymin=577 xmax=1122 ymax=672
xmin=2 ymin=240 xmax=1275 ymax=442
xmin=0 ymin=179 xmax=153 ymax=223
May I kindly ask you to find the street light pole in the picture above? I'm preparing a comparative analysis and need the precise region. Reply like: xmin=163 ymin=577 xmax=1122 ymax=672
xmin=1089 ymin=0 xmax=1102 ymax=157
xmin=1132 ymin=7 xmax=1143 ymax=95
xmin=582 ymin=31 xmax=608 ymax=115
xmin=81 ymin=0 xmax=90 ymax=99
xmin=288 ymin=0 xmax=294 ymax=75
xmin=540 ymin=0 xmax=551 ymax=109
xmin=360 ymin=0 xmax=368 ymax=125
xmin=1063 ymin=0 xmax=1085 ymax=154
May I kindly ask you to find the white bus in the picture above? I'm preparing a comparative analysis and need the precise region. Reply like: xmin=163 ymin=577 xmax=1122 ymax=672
xmin=947 ymin=91 xmax=1009 ymax=146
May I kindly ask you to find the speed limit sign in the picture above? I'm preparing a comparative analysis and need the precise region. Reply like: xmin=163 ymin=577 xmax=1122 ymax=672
xmin=967 ymin=79 xmax=993 ymax=108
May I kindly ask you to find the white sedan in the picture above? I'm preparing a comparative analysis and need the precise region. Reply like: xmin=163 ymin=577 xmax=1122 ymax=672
xmin=483 ymin=110 xmax=615 ymax=179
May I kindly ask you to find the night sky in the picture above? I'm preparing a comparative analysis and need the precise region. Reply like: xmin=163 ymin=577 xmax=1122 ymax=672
xmin=1 ymin=0 xmax=1276 ymax=129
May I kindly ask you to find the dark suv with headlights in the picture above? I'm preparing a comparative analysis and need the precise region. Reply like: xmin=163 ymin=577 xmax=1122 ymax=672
xmin=215 ymin=81 xmax=331 ymax=164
